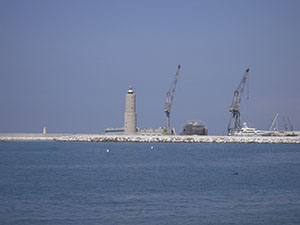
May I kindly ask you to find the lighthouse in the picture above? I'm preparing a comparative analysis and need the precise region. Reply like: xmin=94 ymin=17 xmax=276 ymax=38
xmin=124 ymin=86 xmax=137 ymax=134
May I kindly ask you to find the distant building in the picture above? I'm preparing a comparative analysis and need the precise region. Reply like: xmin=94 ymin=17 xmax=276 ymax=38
xmin=138 ymin=127 xmax=165 ymax=135
xmin=104 ymin=127 xmax=125 ymax=134
xmin=180 ymin=121 xmax=208 ymax=135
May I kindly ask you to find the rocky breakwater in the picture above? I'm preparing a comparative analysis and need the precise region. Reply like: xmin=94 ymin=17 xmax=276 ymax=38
xmin=54 ymin=135 xmax=300 ymax=144
xmin=0 ymin=135 xmax=55 ymax=142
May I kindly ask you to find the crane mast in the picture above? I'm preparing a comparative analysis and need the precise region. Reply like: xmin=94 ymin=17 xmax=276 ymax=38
xmin=164 ymin=64 xmax=181 ymax=135
xmin=228 ymin=68 xmax=250 ymax=135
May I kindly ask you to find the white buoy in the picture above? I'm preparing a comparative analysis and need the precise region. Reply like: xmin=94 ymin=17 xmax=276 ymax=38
xmin=106 ymin=149 xmax=110 ymax=153
xmin=150 ymin=146 xmax=154 ymax=150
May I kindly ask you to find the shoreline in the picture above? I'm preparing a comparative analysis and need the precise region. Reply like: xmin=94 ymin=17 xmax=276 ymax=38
xmin=0 ymin=133 xmax=300 ymax=144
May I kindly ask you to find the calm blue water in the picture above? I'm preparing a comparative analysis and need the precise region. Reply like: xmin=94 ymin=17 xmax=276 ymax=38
xmin=0 ymin=142 xmax=300 ymax=225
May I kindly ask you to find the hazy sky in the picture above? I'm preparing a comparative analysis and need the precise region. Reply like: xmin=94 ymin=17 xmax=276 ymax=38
xmin=1 ymin=0 xmax=299 ymax=134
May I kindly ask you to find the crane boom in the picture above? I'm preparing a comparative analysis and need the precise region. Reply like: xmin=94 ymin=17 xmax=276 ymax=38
xmin=228 ymin=68 xmax=250 ymax=135
xmin=269 ymin=113 xmax=279 ymax=131
xmin=164 ymin=64 xmax=181 ymax=135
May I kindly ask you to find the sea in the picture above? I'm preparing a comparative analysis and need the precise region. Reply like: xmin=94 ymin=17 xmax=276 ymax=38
xmin=0 ymin=142 xmax=300 ymax=225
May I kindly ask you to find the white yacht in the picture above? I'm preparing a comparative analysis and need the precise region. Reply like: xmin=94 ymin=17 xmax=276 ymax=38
xmin=233 ymin=123 xmax=270 ymax=136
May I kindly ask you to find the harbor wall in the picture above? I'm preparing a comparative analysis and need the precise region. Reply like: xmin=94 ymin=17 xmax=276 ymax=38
xmin=1 ymin=133 xmax=300 ymax=144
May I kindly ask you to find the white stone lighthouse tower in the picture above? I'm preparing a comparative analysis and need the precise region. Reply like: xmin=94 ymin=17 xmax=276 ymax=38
xmin=124 ymin=86 xmax=137 ymax=134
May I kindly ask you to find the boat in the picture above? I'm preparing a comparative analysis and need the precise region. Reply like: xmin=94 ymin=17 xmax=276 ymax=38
xmin=232 ymin=123 xmax=271 ymax=136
